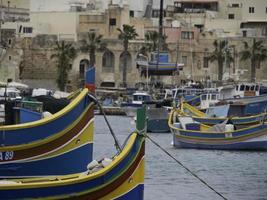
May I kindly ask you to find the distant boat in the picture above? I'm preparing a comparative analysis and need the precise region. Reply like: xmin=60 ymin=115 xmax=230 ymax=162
xmin=218 ymin=82 xmax=260 ymax=99
xmin=180 ymin=102 xmax=267 ymax=127
xmin=169 ymin=110 xmax=267 ymax=150
xmin=199 ymin=83 xmax=262 ymax=109
xmin=137 ymin=52 xmax=183 ymax=76
xmin=164 ymin=86 xmax=205 ymax=107
xmin=121 ymin=91 xmax=155 ymax=117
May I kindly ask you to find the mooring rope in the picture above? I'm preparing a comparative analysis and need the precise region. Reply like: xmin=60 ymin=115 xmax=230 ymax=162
xmin=143 ymin=133 xmax=228 ymax=200
xmin=87 ymin=93 xmax=122 ymax=153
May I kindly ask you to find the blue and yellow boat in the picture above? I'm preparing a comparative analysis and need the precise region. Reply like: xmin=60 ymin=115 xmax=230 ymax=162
xmin=180 ymin=102 xmax=267 ymax=126
xmin=0 ymin=88 xmax=95 ymax=177
xmin=169 ymin=109 xmax=267 ymax=150
xmin=0 ymin=107 xmax=146 ymax=200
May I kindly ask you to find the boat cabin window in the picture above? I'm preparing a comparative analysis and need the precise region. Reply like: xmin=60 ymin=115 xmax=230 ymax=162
xmin=144 ymin=95 xmax=151 ymax=101
xmin=134 ymin=94 xmax=151 ymax=102
xmin=211 ymin=94 xmax=217 ymax=100
xmin=240 ymin=85 xmax=245 ymax=91
xmin=186 ymin=90 xmax=191 ymax=95
xmin=245 ymin=85 xmax=250 ymax=91
xmin=250 ymin=85 xmax=255 ymax=91
xmin=201 ymin=94 xmax=207 ymax=100
xmin=133 ymin=95 xmax=142 ymax=101
xmin=236 ymin=85 xmax=239 ymax=91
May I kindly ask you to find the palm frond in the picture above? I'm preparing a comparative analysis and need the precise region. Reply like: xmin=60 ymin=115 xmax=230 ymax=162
xmin=240 ymin=50 xmax=251 ymax=61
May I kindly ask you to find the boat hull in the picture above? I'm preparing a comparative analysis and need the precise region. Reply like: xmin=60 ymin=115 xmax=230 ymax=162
xmin=0 ymin=89 xmax=95 ymax=177
xmin=147 ymin=118 xmax=170 ymax=133
xmin=0 ymin=143 xmax=93 ymax=177
xmin=0 ymin=90 xmax=92 ymax=146
xmin=169 ymin=108 xmax=267 ymax=150
xmin=0 ymin=134 xmax=145 ymax=200
xmin=147 ymin=107 xmax=170 ymax=133
xmin=173 ymin=134 xmax=267 ymax=150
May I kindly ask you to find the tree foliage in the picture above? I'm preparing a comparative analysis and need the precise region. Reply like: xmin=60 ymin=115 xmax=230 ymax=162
xmin=117 ymin=25 xmax=138 ymax=87
xmin=145 ymin=31 xmax=159 ymax=52
xmin=240 ymin=38 xmax=267 ymax=82
xmin=80 ymin=32 xmax=106 ymax=68
xmin=51 ymin=41 xmax=76 ymax=91
xmin=144 ymin=31 xmax=168 ymax=52
xmin=209 ymin=40 xmax=234 ymax=81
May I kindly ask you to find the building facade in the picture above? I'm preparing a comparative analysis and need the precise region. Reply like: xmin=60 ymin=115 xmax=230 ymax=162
xmin=0 ymin=0 xmax=267 ymax=90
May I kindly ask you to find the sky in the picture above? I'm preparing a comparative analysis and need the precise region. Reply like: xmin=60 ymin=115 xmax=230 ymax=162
xmin=31 ymin=0 xmax=72 ymax=12
xmin=30 ymin=0 xmax=115 ymax=12
xmin=30 ymin=0 xmax=170 ymax=12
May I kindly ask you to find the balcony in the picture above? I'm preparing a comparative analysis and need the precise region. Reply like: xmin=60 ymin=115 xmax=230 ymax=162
xmin=174 ymin=1 xmax=218 ymax=13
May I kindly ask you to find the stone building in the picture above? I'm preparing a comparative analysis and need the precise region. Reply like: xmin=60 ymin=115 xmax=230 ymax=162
xmin=1 ymin=0 xmax=267 ymax=90
xmin=0 ymin=0 xmax=30 ymax=83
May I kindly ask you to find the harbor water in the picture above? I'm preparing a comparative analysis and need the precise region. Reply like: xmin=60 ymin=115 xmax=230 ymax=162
xmin=94 ymin=115 xmax=267 ymax=200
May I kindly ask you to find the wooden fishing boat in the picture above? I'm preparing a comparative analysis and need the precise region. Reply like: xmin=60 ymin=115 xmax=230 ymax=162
xmin=181 ymin=102 xmax=267 ymax=126
xmin=0 ymin=107 xmax=146 ymax=200
xmin=0 ymin=88 xmax=95 ymax=177
xmin=137 ymin=52 xmax=183 ymax=76
xmin=121 ymin=91 xmax=155 ymax=117
xmin=169 ymin=109 xmax=267 ymax=150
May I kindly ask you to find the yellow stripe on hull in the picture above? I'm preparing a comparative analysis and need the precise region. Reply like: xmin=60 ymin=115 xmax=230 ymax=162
xmin=0 ymin=102 xmax=94 ymax=151
xmin=0 ymin=89 xmax=89 ymax=130
xmin=100 ymin=157 xmax=145 ymax=200
xmin=21 ymin=119 xmax=94 ymax=162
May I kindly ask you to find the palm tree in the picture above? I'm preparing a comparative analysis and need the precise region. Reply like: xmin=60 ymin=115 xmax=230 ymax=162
xmin=145 ymin=31 xmax=159 ymax=52
xmin=240 ymin=38 xmax=267 ymax=82
xmin=80 ymin=32 xmax=106 ymax=68
xmin=117 ymin=24 xmax=138 ymax=87
xmin=51 ymin=41 xmax=76 ymax=91
xmin=209 ymin=40 xmax=234 ymax=82
xmin=144 ymin=31 xmax=168 ymax=52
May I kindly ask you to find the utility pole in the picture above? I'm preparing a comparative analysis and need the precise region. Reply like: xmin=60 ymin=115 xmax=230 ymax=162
xmin=189 ymin=14 xmax=194 ymax=81
xmin=158 ymin=0 xmax=163 ymax=51
xmin=0 ymin=0 xmax=3 ymax=46
xmin=157 ymin=0 xmax=164 ymax=71
xmin=156 ymin=0 xmax=164 ymax=86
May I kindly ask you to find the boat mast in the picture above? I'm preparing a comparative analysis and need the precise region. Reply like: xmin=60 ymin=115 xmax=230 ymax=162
xmin=156 ymin=0 xmax=164 ymax=84
xmin=158 ymin=0 xmax=164 ymax=52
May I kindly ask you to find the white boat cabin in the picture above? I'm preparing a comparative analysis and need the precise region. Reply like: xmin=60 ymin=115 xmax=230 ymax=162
xmin=132 ymin=91 xmax=152 ymax=105
xmin=200 ymin=92 xmax=220 ymax=110
xmin=218 ymin=83 xmax=260 ymax=99
xmin=164 ymin=87 xmax=203 ymax=100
